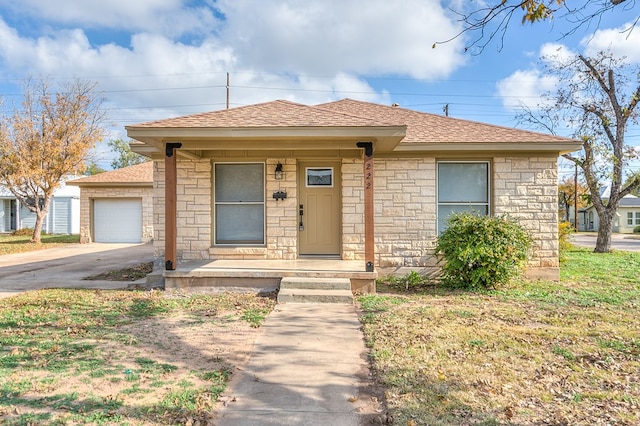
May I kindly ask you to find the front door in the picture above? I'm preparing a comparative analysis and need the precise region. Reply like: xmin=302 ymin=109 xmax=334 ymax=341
xmin=298 ymin=161 xmax=341 ymax=256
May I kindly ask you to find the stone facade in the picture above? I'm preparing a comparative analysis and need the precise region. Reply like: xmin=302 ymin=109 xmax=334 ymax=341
xmin=155 ymin=154 xmax=560 ymax=278
xmin=78 ymin=186 xmax=153 ymax=244
xmin=493 ymin=156 xmax=560 ymax=278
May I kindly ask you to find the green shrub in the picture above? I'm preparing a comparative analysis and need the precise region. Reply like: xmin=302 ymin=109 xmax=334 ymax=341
xmin=435 ymin=213 xmax=532 ymax=290
xmin=634 ymin=225 xmax=640 ymax=234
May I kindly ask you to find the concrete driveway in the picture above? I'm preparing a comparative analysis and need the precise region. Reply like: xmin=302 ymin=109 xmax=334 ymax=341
xmin=570 ymin=233 xmax=640 ymax=252
xmin=0 ymin=243 xmax=155 ymax=298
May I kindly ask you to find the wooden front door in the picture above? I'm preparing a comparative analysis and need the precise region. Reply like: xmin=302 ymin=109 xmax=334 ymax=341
xmin=298 ymin=161 xmax=341 ymax=256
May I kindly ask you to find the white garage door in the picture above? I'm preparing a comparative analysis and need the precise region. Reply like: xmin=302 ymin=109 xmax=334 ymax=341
xmin=93 ymin=199 xmax=142 ymax=243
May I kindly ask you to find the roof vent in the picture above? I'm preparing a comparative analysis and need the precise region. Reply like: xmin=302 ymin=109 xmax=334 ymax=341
xmin=392 ymin=103 xmax=399 ymax=107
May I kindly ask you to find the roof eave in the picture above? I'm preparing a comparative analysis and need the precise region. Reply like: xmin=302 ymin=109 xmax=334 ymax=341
xmin=126 ymin=125 xmax=407 ymax=154
xmin=66 ymin=182 xmax=152 ymax=188
xmin=393 ymin=141 xmax=583 ymax=154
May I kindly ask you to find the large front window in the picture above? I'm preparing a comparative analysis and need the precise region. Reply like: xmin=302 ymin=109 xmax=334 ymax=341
xmin=437 ymin=161 xmax=490 ymax=234
xmin=214 ymin=163 xmax=265 ymax=245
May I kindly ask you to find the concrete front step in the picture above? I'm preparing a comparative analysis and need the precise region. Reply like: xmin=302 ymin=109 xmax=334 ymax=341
xmin=280 ymin=277 xmax=351 ymax=290
xmin=277 ymin=277 xmax=354 ymax=304
xmin=277 ymin=288 xmax=354 ymax=304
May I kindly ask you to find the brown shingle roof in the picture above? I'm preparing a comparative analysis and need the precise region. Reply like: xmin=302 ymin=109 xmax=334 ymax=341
xmin=317 ymin=99 xmax=575 ymax=144
xmin=126 ymin=98 xmax=580 ymax=152
xmin=68 ymin=162 xmax=153 ymax=186
xmin=133 ymin=100 xmax=395 ymax=128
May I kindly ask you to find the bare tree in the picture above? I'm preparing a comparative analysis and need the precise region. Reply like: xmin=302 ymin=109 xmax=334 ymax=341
xmin=0 ymin=79 xmax=106 ymax=242
xmin=519 ymin=51 xmax=640 ymax=252
xmin=438 ymin=1 xmax=638 ymax=52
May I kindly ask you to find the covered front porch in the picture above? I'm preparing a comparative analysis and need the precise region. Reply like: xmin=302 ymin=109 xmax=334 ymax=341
xmin=163 ymin=258 xmax=377 ymax=298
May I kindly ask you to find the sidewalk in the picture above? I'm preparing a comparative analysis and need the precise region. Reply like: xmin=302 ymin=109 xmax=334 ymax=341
xmin=215 ymin=303 xmax=375 ymax=425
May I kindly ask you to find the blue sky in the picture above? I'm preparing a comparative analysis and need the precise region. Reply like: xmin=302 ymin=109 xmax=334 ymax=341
xmin=0 ymin=0 xmax=638 ymax=176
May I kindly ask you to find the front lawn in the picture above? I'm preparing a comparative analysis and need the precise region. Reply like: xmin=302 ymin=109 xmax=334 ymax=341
xmin=362 ymin=247 xmax=640 ymax=425
xmin=0 ymin=290 xmax=276 ymax=425
xmin=0 ymin=233 xmax=80 ymax=256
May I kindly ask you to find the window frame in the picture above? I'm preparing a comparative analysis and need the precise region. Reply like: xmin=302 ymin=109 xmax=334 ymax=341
xmin=436 ymin=160 xmax=491 ymax=234
xmin=213 ymin=162 xmax=266 ymax=246
xmin=305 ymin=167 xmax=334 ymax=188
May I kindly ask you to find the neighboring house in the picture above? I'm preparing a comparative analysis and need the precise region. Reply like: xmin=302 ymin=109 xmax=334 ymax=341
xmin=125 ymin=99 xmax=581 ymax=290
xmin=67 ymin=162 xmax=154 ymax=243
xmin=0 ymin=180 xmax=80 ymax=234
xmin=580 ymin=186 xmax=640 ymax=233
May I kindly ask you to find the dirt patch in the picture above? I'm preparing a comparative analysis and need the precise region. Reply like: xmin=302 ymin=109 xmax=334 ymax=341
xmin=84 ymin=262 xmax=154 ymax=281
xmin=0 ymin=290 xmax=385 ymax=425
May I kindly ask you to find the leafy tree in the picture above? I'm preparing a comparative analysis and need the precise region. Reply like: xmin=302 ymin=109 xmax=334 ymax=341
xmin=623 ymin=174 xmax=640 ymax=196
xmin=558 ymin=176 xmax=589 ymax=223
xmin=519 ymin=50 xmax=640 ymax=252
xmin=85 ymin=161 xmax=106 ymax=175
xmin=108 ymin=138 xmax=147 ymax=169
xmin=440 ymin=1 xmax=638 ymax=52
xmin=0 ymin=79 xmax=106 ymax=242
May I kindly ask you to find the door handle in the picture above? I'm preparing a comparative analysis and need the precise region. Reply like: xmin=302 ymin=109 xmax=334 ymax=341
xmin=299 ymin=204 xmax=304 ymax=231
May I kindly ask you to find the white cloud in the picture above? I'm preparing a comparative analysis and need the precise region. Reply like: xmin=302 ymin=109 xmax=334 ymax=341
xmin=216 ymin=0 xmax=466 ymax=80
xmin=0 ymin=0 xmax=218 ymax=37
xmin=0 ymin=0 xmax=470 ymax=167
xmin=582 ymin=21 xmax=640 ymax=63
xmin=496 ymin=69 xmax=557 ymax=111
xmin=539 ymin=43 xmax=577 ymax=64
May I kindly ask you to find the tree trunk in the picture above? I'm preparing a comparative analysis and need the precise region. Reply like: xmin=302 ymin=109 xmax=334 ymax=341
xmin=594 ymin=212 xmax=613 ymax=253
xmin=31 ymin=210 xmax=46 ymax=243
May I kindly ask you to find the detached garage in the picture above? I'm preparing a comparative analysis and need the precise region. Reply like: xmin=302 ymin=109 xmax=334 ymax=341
xmin=68 ymin=162 xmax=153 ymax=244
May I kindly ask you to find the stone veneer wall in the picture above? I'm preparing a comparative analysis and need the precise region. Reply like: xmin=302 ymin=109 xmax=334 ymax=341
xmin=493 ymin=156 xmax=560 ymax=278
xmin=369 ymin=158 xmax=438 ymax=268
xmin=368 ymin=155 xmax=560 ymax=279
xmin=265 ymin=158 xmax=298 ymax=260
xmin=78 ymin=186 xmax=153 ymax=244
xmin=154 ymin=155 xmax=559 ymax=277
xmin=154 ymin=158 xmax=299 ymax=263
xmin=341 ymin=158 xmax=364 ymax=261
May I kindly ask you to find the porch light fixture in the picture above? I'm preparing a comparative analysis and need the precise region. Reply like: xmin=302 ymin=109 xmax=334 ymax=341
xmin=275 ymin=162 xmax=284 ymax=180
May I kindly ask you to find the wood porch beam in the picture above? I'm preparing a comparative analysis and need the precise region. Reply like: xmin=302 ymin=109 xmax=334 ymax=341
xmin=357 ymin=142 xmax=375 ymax=272
xmin=164 ymin=142 xmax=182 ymax=270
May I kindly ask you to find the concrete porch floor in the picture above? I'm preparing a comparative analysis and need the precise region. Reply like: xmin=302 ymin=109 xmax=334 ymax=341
xmin=163 ymin=259 xmax=378 ymax=294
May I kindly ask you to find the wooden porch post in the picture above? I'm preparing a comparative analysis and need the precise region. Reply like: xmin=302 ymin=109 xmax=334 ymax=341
xmin=164 ymin=142 xmax=182 ymax=270
xmin=357 ymin=142 xmax=375 ymax=272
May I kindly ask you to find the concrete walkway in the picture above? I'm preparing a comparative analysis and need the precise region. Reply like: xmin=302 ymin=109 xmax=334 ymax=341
xmin=216 ymin=303 xmax=372 ymax=426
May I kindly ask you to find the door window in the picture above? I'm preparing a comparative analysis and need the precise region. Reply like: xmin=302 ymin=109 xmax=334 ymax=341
xmin=306 ymin=168 xmax=333 ymax=187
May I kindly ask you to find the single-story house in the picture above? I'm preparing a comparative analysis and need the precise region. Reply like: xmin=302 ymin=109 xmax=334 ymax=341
xmin=125 ymin=99 xmax=581 ymax=292
xmin=580 ymin=188 xmax=640 ymax=233
xmin=67 ymin=162 xmax=154 ymax=243
xmin=0 ymin=180 xmax=80 ymax=234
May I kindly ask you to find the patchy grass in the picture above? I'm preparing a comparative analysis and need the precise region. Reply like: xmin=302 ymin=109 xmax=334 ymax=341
xmin=361 ymin=247 xmax=640 ymax=425
xmin=84 ymin=262 xmax=154 ymax=281
xmin=0 ymin=233 xmax=80 ymax=256
xmin=0 ymin=289 xmax=276 ymax=425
